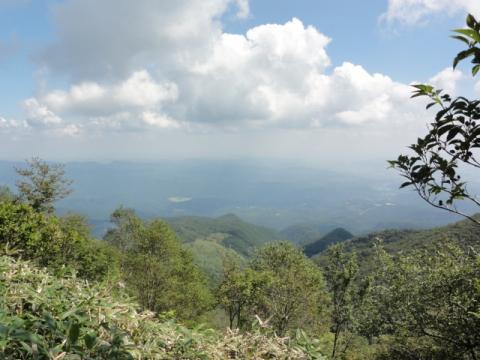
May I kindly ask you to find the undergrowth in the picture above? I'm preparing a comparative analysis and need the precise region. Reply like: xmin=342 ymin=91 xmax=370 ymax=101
xmin=0 ymin=255 xmax=326 ymax=359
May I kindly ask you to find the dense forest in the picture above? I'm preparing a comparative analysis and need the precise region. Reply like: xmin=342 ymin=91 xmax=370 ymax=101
xmin=2 ymin=13 xmax=480 ymax=360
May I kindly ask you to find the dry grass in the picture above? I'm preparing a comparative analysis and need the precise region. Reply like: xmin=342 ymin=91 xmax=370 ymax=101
xmin=0 ymin=255 xmax=326 ymax=359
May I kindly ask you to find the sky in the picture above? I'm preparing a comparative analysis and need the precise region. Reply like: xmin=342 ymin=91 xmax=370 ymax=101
xmin=0 ymin=0 xmax=480 ymax=169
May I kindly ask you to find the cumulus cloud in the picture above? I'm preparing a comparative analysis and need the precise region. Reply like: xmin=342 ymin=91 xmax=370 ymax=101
xmin=19 ymin=1 xmax=433 ymax=139
xmin=42 ymin=71 xmax=178 ymax=116
xmin=27 ymin=71 xmax=181 ymax=133
xmin=0 ymin=117 xmax=26 ymax=130
xmin=23 ymin=98 xmax=62 ymax=127
xmin=429 ymin=67 xmax=463 ymax=94
xmin=235 ymin=0 xmax=249 ymax=18
xmin=37 ymin=0 xmax=250 ymax=81
xmin=381 ymin=0 xmax=480 ymax=25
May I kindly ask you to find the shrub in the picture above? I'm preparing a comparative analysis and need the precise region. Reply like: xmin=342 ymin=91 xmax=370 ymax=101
xmin=0 ymin=202 xmax=118 ymax=281
xmin=0 ymin=255 xmax=328 ymax=359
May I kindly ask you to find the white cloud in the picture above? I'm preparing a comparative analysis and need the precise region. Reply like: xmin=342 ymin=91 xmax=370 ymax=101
xmin=42 ymin=70 xmax=178 ymax=115
xmin=381 ymin=0 xmax=480 ymax=25
xmin=0 ymin=117 xmax=26 ymax=130
xmin=429 ymin=67 xmax=463 ymax=94
xmin=23 ymin=98 xmax=62 ymax=126
xmin=38 ymin=0 xmax=250 ymax=81
xmin=23 ymin=14 xmax=425 ymax=136
xmin=25 ymin=70 xmax=181 ymax=134
xmin=142 ymin=111 xmax=182 ymax=129
xmin=54 ymin=123 xmax=81 ymax=137
xmin=235 ymin=0 xmax=249 ymax=18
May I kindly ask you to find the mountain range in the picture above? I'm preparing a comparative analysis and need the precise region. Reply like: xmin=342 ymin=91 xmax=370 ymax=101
xmin=0 ymin=160 xmax=475 ymax=237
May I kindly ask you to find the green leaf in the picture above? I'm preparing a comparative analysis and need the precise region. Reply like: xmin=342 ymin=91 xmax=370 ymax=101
xmin=473 ymin=64 xmax=480 ymax=76
xmin=437 ymin=124 xmax=455 ymax=137
xmin=450 ymin=35 xmax=470 ymax=46
xmin=400 ymin=181 xmax=412 ymax=189
xmin=447 ymin=128 xmax=462 ymax=141
xmin=67 ymin=322 xmax=80 ymax=346
xmin=84 ymin=332 xmax=97 ymax=349
xmin=466 ymin=14 xmax=476 ymax=29
xmin=452 ymin=28 xmax=480 ymax=43
xmin=453 ymin=48 xmax=476 ymax=69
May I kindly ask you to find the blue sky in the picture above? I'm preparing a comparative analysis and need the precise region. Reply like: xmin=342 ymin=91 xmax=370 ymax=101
xmin=0 ymin=0 xmax=478 ymax=164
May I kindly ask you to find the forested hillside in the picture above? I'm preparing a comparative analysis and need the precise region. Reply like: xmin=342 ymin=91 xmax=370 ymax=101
xmin=314 ymin=215 xmax=480 ymax=268
xmin=167 ymin=213 xmax=281 ymax=256
xmin=279 ymin=223 xmax=328 ymax=245
xmin=1 ymin=155 xmax=480 ymax=359
xmin=304 ymin=228 xmax=353 ymax=257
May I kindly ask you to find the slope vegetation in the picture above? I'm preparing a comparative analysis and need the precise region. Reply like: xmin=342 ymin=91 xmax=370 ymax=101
xmin=167 ymin=213 xmax=281 ymax=256
xmin=315 ymin=215 xmax=480 ymax=267
xmin=0 ymin=255 xmax=326 ymax=359
xmin=304 ymin=228 xmax=353 ymax=257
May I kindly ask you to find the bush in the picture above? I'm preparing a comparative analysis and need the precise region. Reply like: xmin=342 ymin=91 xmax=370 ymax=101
xmin=105 ymin=208 xmax=214 ymax=321
xmin=0 ymin=202 xmax=119 ymax=281
xmin=0 ymin=255 xmax=328 ymax=359
xmin=361 ymin=242 xmax=480 ymax=359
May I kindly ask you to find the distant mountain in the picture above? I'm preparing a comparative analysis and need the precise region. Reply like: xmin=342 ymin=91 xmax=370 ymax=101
xmin=314 ymin=215 xmax=480 ymax=268
xmin=167 ymin=213 xmax=281 ymax=256
xmin=280 ymin=222 xmax=343 ymax=245
xmin=1 ymin=160 xmax=475 ymax=236
xmin=304 ymin=228 xmax=353 ymax=257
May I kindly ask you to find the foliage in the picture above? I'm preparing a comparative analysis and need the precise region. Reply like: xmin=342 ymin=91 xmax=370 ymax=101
xmin=324 ymin=244 xmax=367 ymax=359
xmin=105 ymin=207 xmax=214 ymax=321
xmin=0 ymin=202 xmax=118 ymax=281
xmin=279 ymin=223 xmax=324 ymax=246
xmin=0 ymin=185 xmax=15 ymax=203
xmin=219 ymin=242 xmax=330 ymax=336
xmin=363 ymin=242 xmax=480 ymax=359
xmin=168 ymin=213 xmax=281 ymax=256
xmin=250 ymin=242 xmax=330 ymax=336
xmin=314 ymin=215 xmax=480 ymax=274
xmin=389 ymin=14 xmax=480 ymax=224
xmin=217 ymin=259 xmax=270 ymax=330
xmin=0 ymin=255 xmax=328 ymax=359
xmin=59 ymin=212 xmax=93 ymax=239
xmin=185 ymin=238 xmax=246 ymax=286
xmin=15 ymin=157 xmax=73 ymax=214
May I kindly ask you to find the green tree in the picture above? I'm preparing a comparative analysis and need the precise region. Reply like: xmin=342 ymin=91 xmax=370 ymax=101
xmin=0 ymin=202 xmax=118 ymax=281
xmin=217 ymin=260 xmax=269 ymax=329
xmin=249 ymin=241 xmax=329 ymax=336
xmin=105 ymin=208 xmax=213 ymax=320
xmin=59 ymin=212 xmax=93 ymax=239
xmin=104 ymin=206 xmax=143 ymax=252
xmin=324 ymin=244 xmax=367 ymax=359
xmin=15 ymin=157 xmax=73 ymax=214
xmin=365 ymin=242 xmax=480 ymax=359
xmin=0 ymin=186 xmax=15 ymax=203
xmin=390 ymin=14 xmax=480 ymax=225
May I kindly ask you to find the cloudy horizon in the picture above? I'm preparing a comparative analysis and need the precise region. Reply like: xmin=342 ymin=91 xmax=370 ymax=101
xmin=1 ymin=0 xmax=479 ymax=167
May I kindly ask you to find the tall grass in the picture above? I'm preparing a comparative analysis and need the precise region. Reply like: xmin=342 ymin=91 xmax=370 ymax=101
xmin=0 ymin=255 xmax=326 ymax=359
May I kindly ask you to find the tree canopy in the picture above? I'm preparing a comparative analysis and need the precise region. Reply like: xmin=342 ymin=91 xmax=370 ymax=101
xmin=15 ymin=157 xmax=73 ymax=214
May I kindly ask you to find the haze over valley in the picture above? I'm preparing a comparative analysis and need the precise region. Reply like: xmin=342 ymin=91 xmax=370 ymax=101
xmin=0 ymin=159 xmax=471 ymax=238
